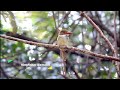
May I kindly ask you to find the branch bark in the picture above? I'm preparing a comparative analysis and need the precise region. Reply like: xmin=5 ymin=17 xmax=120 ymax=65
xmin=80 ymin=12 xmax=116 ymax=55
xmin=88 ymin=14 xmax=120 ymax=47
xmin=0 ymin=35 xmax=120 ymax=62
xmin=4 ymin=32 xmax=93 ymax=60
xmin=7 ymin=11 xmax=17 ymax=34
xmin=0 ymin=66 xmax=9 ymax=79
xmin=113 ymin=11 xmax=120 ymax=77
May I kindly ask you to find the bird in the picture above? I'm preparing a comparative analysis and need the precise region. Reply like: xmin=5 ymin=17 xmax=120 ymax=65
xmin=57 ymin=29 xmax=72 ymax=75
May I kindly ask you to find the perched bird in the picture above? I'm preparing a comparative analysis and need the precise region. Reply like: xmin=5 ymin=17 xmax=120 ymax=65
xmin=57 ymin=29 xmax=72 ymax=75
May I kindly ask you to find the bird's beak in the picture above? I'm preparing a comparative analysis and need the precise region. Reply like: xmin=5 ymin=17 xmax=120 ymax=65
xmin=57 ymin=29 xmax=72 ymax=35
xmin=64 ymin=31 xmax=72 ymax=35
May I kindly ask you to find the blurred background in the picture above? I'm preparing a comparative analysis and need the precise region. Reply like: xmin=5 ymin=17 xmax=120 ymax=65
xmin=0 ymin=11 xmax=120 ymax=79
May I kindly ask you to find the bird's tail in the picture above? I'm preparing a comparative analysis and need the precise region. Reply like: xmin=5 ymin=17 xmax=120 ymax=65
xmin=60 ymin=49 xmax=67 ymax=75
xmin=60 ymin=49 xmax=66 ymax=61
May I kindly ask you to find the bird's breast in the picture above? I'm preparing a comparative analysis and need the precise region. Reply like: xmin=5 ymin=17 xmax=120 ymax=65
xmin=57 ymin=35 xmax=69 ymax=46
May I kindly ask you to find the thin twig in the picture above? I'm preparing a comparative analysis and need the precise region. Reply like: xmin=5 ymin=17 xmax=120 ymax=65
xmin=48 ymin=11 xmax=58 ymax=44
xmin=52 ymin=11 xmax=57 ymax=30
xmin=95 ymin=11 xmax=102 ymax=23
xmin=58 ymin=11 xmax=59 ymax=26
xmin=7 ymin=11 xmax=17 ymax=34
xmin=0 ymin=35 xmax=120 ymax=62
xmin=113 ymin=11 xmax=120 ymax=77
xmin=49 ymin=11 xmax=71 ymax=44
xmin=1 ymin=11 xmax=7 ymax=22
xmin=70 ymin=17 xmax=83 ymax=32
xmin=113 ymin=11 xmax=118 ymax=57
xmin=59 ymin=73 xmax=70 ymax=79
xmin=58 ymin=11 xmax=71 ymax=28
xmin=66 ymin=60 xmax=81 ymax=79
xmin=80 ymin=12 xmax=116 ymax=55
xmin=0 ymin=66 xmax=10 ymax=79
xmin=40 ymin=11 xmax=58 ymax=61
xmin=89 ymin=14 xmax=120 ymax=47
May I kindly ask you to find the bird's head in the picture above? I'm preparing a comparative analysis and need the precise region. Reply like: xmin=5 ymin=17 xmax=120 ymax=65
xmin=58 ymin=29 xmax=72 ymax=35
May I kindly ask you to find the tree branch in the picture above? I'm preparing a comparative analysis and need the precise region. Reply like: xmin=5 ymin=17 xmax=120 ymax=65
xmin=5 ymin=32 xmax=91 ymax=60
xmin=44 ymin=11 xmax=71 ymax=44
xmin=58 ymin=11 xmax=71 ymax=27
xmin=113 ymin=11 xmax=118 ymax=57
xmin=0 ymin=35 xmax=120 ymax=62
xmin=7 ymin=11 xmax=17 ymax=34
xmin=59 ymin=73 xmax=70 ymax=79
xmin=80 ymin=12 xmax=116 ymax=55
xmin=113 ymin=11 xmax=120 ymax=77
xmin=89 ymin=15 xmax=120 ymax=47
xmin=52 ymin=11 xmax=57 ymax=30
xmin=65 ymin=60 xmax=81 ymax=79
xmin=0 ymin=66 xmax=9 ymax=79
xmin=6 ymin=32 xmax=42 ymax=43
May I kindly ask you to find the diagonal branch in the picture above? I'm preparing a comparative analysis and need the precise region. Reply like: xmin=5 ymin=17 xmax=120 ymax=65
xmin=90 ymin=15 xmax=120 ymax=47
xmin=48 ymin=11 xmax=71 ymax=44
xmin=113 ymin=11 xmax=118 ymax=57
xmin=58 ymin=11 xmax=71 ymax=27
xmin=65 ymin=60 xmax=81 ymax=79
xmin=6 ymin=32 xmax=42 ymax=43
xmin=0 ymin=35 xmax=120 ymax=62
xmin=0 ymin=66 xmax=9 ymax=79
xmin=52 ymin=11 xmax=57 ymax=30
xmin=113 ymin=11 xmax=120 ymax=77
xmin=7 ymin=11 xmax=17 ymax=34
xmin=88 ymin=14 xmax=120 ymax=47
xmin=80 ymin=12 xmax=116 ymax=55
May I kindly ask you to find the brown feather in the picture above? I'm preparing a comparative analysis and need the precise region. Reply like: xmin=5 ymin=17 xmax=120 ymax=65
xmin=60 ymin=49 xmax=66 ymax=75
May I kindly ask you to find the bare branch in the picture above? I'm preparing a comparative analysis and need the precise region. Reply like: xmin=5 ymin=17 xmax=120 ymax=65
xmin=48 ymin=11 xmax=71 ymax=44
xmin=0 ymin=35 xmax=120 ymax=62
xmin=80 ymin=12 xmax=116 ymax=55
xmin=0 ymin=66 xmax=9 ymax=79
xmin=59 ymin=73 xmax=70 ymax=79
xmin=52 ymin=11 xmax=57 ymax=30
xmin=113 ymin=11 xmax=120 ymax=77
xmin=7 ymin=11 xmax=17 ymax=34
xmin=58 ymin=11 xmax=71 ymax=27
xmin=90 ymin=16 xmax=120 ymax=47
xmin=66 ymin=60 xmax=81 ymax=79
xmin=113 ymin=11 xmax=118 ymax=57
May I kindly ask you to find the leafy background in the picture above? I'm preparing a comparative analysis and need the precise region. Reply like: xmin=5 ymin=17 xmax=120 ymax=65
xmin=0 ymin=11 xmax=120 ymax=79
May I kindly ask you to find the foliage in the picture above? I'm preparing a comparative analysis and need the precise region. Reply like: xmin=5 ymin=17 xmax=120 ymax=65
xmin=0 ymin=11 xmax=120 ymax=79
